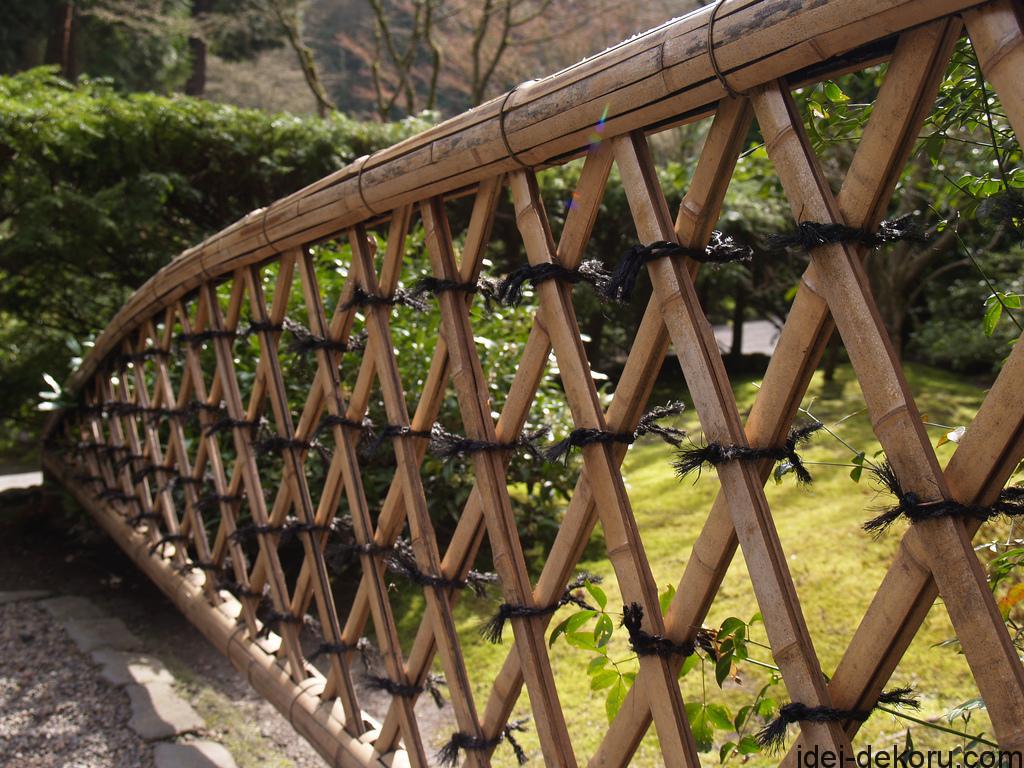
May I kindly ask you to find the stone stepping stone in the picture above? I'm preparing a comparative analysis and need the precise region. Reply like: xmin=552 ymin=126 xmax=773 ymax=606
xmin=127 ymin=682 xmax=205 ymax=741
xmin=0 ymin=590 xmax=51 ymax=604
xmin=90 ymin=649 xmax=175 ymax=687
xmin=154 ymin=741 xmax=238 ymax=768
xmin=64 ymin=617 xmax=143 ymax=652
xmin=39 ymin=595 xmax=106 ymax=621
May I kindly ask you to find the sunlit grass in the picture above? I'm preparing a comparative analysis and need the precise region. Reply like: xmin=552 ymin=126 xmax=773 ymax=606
xmin=435 ymin=361 xmax=1004 ymax=766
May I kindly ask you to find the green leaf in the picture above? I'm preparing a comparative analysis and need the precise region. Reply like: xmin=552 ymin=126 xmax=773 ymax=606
xmin=594 ymin=613 xmax=614 ymax=648
xmin=590 ymin=669 xmax=619 ymax=691
xmin=720 ymin=742 xmax=737 ymax=763
xmin=706 ymin=703 xmax=733 ymax=729
xmin=549 ymin=609 xmax=596 ymax=647
xmin=718 ymin=617 xmax=746 ymax=639
xmin=715 ymin=653 xmax=734 ymax=688
xmin=659 ymin=584 xmax=676 ymax=616
xmin=824 ymin=81 xmax=849 ymax=103
xmin=606 ymin=678 xmax=628 ymax=723
xmin=850 ymin=451 xmax=865 ymax=482
xmin=685 ymin=703 xmax=716 ymax=752
xmin=679 ymin=653 xmax=700 ymax=679
xmin=738 ymin=736 xmax=762 ymax=755
xmin=565 ymin=630 xmax=599 ymax=651
xmin=984 ymin=296 xmax=1004 ymax=336
xmin=585 ymin=581 xmax=608 ymax=610
xmin=587 ymin=656 xmax=609 ymax=674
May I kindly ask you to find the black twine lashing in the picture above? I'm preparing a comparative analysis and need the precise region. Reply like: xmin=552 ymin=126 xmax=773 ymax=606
xmin=149 ymin=532 xmax=188 ymax=555
xmin=766 ymin=216 xmax=928 ymax=253
xmin=409 ymin=275 xmax=482 ymax=299
xmin=544 ymin=401 xmax=686 ymax=463
xmin=256 ymin=610 xmax=304 ymax=639
xmin=756 ymin=687 xmax=919 ymax=753
xmin=673 ymin=421 xmax=823 ymax=484
xmin=437 ymin=719 xmax=529 ymax=767
xmin=204 ymin=416 xmax=263 ymax=438
xmin=429 ymin=424 xmax=549 ymax=461
xmin=363 ymin=673 xmax=447 ymax=707
xmin=494 ymin=260 xmax=610 ymax=307
xmin=198 ymin=492 xmax=244 ymax=511
xmin=360 ymin=423 xmax=433 ymax=456
xmin=603 ymin=234 xmax=751 ymax=302
xmin=282 ymin=318 xmax=366 ymax=356
xmin=863 ymin=465 xmax=1024 ymax=535
xmin=384 ymin=540 xmax=497 ymax=597
xmin=339 ymin=286 xmax=429 ymax=314
xmin=481 ymin=573 xmax=601 ymax=644
xmin=621 ymin=602 xmax=715 ymax=659
xmin=175 ymin=328 xmax=238 ymax=347
xmin=254 ymin=435 xmax=313 ymax=456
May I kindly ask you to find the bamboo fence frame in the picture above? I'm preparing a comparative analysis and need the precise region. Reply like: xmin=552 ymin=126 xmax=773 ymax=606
xmin=41 ymin=0 xmax=1024 ymax=766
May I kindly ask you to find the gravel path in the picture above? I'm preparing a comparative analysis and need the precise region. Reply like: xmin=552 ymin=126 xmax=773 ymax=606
xmin=0 ymin=599 xmax=154 ymax=768
xmin=0 ymin=482 xmax=327 ymax=768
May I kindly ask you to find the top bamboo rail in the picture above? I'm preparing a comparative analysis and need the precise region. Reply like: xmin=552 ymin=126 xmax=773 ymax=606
xmin=66 ymin=0 xmax=985 ymax=396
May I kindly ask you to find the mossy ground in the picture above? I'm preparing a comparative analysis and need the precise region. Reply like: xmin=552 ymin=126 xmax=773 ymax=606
xmin=395 ymin=362 xmax=1013 ymax=766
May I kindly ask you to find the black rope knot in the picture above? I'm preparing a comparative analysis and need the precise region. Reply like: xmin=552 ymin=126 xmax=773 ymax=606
xmin=481 ymin=573 xmax=601 ymax=644
xmin=309 ymin=637 xmax=378 ymax=669
xmin=282 ymin=318 xmax=367 ymax=355
xmin=429 ymin=425 xmax=549 ymax=461
xmin=203 ymin=416 xmax=263 ymax=437
xmin=384 ymin=540 xmax=497 ymax=597
xmin=621 ymin=603 xmax=715 ymax=659
xmin=494 ymin=260 xmax=610 ymax=306
xmin=673 ymin=421 xmax=823 ymax=484
xmin=363 ymin=673 xmax=447 ymax=707
xmin=603 ymin=233 xmax=752 ymax=302
xmin=245 ymin=319 xmax=284 ymax=335
xmin=756 ymin=687 xmax=919 ymax=752
xmin=316 ymin=413 xmax=375 ymax=438
xmin=127 ymin=510 xmax=162 ymax=527
xmin=544 ymin=401 xmax=686 ymax=463
xmin=409 ymin=275 xmax=482 ymax=298
xmin=437 ymin=719 xmax=529 ymax=767
xmin=863 ymin=465 xmax=1024 ymax=534
xmin=149 ymin=533 xmax=188 ymax=555
xmin=360 ymin=423 xmax=433 ymax=456
xmin=766 ymin=216 xmax=928 ymax=252
xmin=256 ymin=610 xmax=304 ymax=639
xmin=340 ymin=286 xmax=429 ymax=313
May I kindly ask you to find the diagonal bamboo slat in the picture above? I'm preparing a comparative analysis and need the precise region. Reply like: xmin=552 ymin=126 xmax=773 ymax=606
xmin=42 ymin=1 xmax=1024 ymax=766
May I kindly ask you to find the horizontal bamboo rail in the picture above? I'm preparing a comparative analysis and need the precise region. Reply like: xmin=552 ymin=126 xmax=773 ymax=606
xmin=43 ymin=0 xmax=1024 ymax=766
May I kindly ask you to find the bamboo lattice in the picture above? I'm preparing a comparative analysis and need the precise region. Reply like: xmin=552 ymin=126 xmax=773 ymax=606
xmin=41 ymin=0 xmax=1024 ymax=766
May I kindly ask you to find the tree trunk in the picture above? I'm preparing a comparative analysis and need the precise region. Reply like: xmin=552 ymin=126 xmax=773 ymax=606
xmin=185 ymin=0 xmax=213 ymax=96
xmin=45 ymin=1 xmax=77 ymax=80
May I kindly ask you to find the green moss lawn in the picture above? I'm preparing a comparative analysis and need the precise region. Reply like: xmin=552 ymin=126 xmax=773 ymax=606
xmin=399 ymin=362 xmax=1011 ymax=765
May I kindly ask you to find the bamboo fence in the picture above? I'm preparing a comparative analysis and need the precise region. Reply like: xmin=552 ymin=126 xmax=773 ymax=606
xmin=41 ymin=0 xmax=1024 ymax=766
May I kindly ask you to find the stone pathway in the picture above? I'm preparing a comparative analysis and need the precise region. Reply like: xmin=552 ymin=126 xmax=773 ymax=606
xmin=1 ymin=590 xmax=237 ymax=768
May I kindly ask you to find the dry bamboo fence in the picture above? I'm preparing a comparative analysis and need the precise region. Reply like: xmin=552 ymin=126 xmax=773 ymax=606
xmin=40 ymin=0 xmax=1024 ymax=765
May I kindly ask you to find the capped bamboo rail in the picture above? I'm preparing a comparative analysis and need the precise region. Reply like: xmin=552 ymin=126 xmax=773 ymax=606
xmin=42 ymin=0 xmax=1024 ymax=766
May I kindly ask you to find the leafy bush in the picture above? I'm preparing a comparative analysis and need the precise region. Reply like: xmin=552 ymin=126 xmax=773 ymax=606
xmin=0 ymin=67 xmax=429 ymax=457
